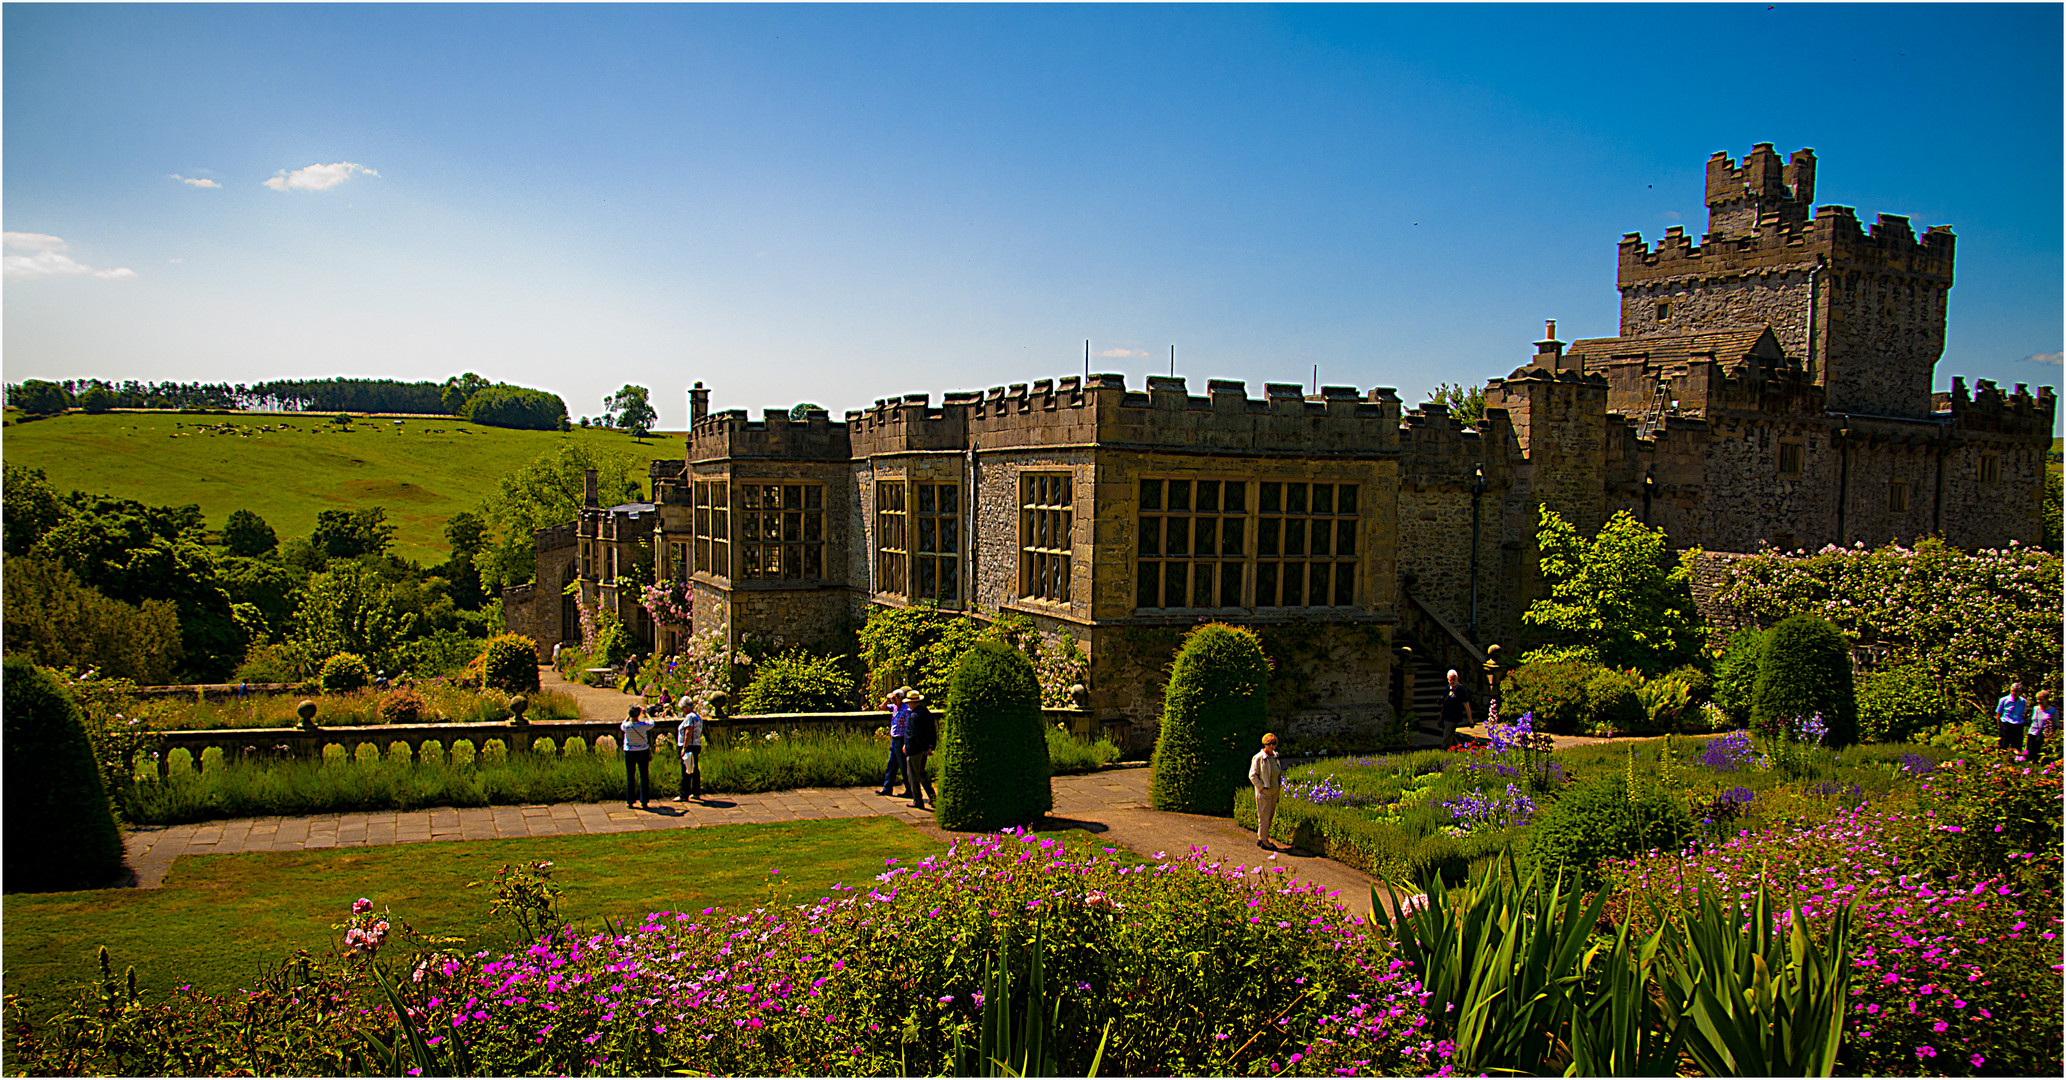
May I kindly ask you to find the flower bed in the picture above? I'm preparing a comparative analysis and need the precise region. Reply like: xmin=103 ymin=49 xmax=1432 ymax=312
xmin=7 ymin=834 xmax=1454 ymax=1077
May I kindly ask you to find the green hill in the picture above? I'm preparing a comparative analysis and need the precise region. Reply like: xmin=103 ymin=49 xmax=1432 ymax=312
xmin=2 ymin=412 xmax=683 ymax=564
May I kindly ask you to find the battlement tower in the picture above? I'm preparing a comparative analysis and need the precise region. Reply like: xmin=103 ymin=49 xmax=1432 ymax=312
xmin=1617 ymin=145 xmax=1955 ymax=419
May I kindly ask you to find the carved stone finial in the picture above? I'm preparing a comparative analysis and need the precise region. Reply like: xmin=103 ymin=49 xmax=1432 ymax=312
xmin=297 ymin=699 xmax=319 ymax=731
xmin=508 ymin=695 xmax=530 ymax=727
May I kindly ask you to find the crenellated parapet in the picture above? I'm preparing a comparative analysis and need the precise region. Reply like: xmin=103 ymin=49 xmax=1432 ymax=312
xmin=1397 ymin=401 xmax=1512 ymax=489
xmin=1938 ymin=377 xmax=2059 ymax=438
xmin=688 ymin=406 xmax=850 ymax=462
xmin=1616 ymin=206 xmax=1954 ymax=289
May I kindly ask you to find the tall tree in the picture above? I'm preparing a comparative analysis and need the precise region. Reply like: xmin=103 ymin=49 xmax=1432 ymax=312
xmin=3 ymin=465 xmax=67 ymax=556
xmin=221 ymin=509 xmax=278 ymax=558
xmin=1521 ymin=507 xmax=1705 ymax=676
xmin=476 ymin=443 xmax=643 ymax=590
xmin=310 ymin=508 xmax=396 ymax=560
xmin=1425 ymin=382 xmax=1486 ymax=423
xmin=603 ymin=385 xmax=658 ymax=438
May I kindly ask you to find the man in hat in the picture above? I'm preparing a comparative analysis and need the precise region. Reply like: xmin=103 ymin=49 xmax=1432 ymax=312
xmin=877 ymin=686 xmax=913 ymax=796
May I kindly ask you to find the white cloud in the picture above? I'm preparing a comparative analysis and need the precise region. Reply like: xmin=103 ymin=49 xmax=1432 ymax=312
xmin=2016 ymin=350 xmax=2062 ymax=366
xmin=2 ymin=232 xmax=137 ymax=281
xmin=263 ymin=161 xmax=378 ymax=191
xmin=170 ymin=174 xmax=221 ymax=189
xmin=1096 ymin=347 xmax=1148 ymax=358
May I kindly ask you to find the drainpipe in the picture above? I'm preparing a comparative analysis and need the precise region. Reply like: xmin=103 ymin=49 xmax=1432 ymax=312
xmin=1468 ymin=465 xmax=1485 ymax=641
xmin=965 ymin=441 xmax=978 ymax=612
xmin=1806 ymin=257 xmax=1826 ymax=383
xmin=1835 ymin=419 xmax=1852 ymax=544
xmin=1641 ymin=472 xmax=1656 ymax=527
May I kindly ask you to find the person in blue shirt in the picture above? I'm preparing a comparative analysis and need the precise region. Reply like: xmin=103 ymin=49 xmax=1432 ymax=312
xmin=674 ymin=705 xmax=706 ymax=802
xmin=877 ymin=687 xmax=912 ymax=797
xmin=1995 ymin=682 xmax=2031 ymax=754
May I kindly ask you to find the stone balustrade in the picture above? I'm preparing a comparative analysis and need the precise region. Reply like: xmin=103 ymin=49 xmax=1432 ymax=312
xmin=135 ymin=709 xmax=1102 ymax=776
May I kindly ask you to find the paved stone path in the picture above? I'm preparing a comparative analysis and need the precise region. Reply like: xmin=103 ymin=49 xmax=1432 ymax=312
xmin=122 ymin=765 xmax=1390 ymax=918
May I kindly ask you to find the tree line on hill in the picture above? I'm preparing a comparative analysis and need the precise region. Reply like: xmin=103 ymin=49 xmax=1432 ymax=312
xmin=2 ymin=464 xmax=500 ymax=685
xmin=3 ymin=374 xmax=568 ymax=431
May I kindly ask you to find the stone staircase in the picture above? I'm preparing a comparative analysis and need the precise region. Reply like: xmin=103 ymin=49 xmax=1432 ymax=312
xmin=1395 ymin=646 xmax=1454 ymax=748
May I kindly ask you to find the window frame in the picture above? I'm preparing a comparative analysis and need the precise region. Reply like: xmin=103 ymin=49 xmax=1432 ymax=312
xmin=1018 ymin=472 xmax=1075 ymax=604
xmin=1134 ymin=476 xmax=1362 ymax=612
xmin=737 ymin=482 xmax=825 ymax=582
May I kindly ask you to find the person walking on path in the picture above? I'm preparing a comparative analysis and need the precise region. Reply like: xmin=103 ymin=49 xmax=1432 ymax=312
xmin=877 ymin=687 xmax=912 ymax=797
xmin=624 ymin=654 xmax=644 ymax=697
xmin=1440 ymin=669 xmax=1474 ymax=747
xmin=621 ymin=705 xmax=655 ymax=809
xmin=674 ymin=704 xmax=706 ymax=802
xmin=1995 ymin=682 xmax=2031 ymax=754
xmin=902 ymin=691 xmax=939 ymax=810
xmin=2026 ymin=690 xmax=2055 ymax=761
xmin=1249 ymin=733 xmax=1284 ymax=851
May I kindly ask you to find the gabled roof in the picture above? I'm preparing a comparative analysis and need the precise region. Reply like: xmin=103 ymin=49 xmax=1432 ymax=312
xmin=1565 ymin=326 xmax=1787 ymax=372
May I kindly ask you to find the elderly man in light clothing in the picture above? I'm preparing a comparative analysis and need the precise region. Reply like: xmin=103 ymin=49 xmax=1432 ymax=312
xmin=1249 ymin=733 xmax=1284 ymax=850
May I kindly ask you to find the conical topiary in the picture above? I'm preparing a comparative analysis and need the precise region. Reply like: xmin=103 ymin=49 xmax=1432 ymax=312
xmin=1150 ymin=623 xmax=1271 ymax=815
xmin=1751 ymin=614 xmax=1858 ymax=747
xmin=936 ymin=639 xmax=1052 ymax=831
xmin=3 ymin=655 xmax=128 ymax=892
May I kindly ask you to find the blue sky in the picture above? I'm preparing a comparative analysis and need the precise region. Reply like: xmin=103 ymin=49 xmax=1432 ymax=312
xmin=5 ymin=3 xmax=2060 ymax=432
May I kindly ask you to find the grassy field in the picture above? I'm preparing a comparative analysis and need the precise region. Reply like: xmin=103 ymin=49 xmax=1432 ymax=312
xmin=1 ymin=817 xmax=944 ymax=1006
xmin=1 ymin=410 xmax=683 ymax=564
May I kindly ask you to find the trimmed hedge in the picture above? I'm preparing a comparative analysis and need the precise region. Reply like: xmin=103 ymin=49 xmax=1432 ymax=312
xmin=936 ymin=640 xmax=1051 ymax=830
xmin=3 ymin=656 xmax=127 ymax=891
xmin=1712 ymin=627 xmax=1767 ymax=726
xmin=1752 ymin=614 xmax=1858 ymax=746
xmin=1150 ymin=624 xmax=1271 ymax=815
xmin=1498 ymin=661 xmax=1592 ymax=735
xmin=476 ymin=633 xmax=541 ymax=694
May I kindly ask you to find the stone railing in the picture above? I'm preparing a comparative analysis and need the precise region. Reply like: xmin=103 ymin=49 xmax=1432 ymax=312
xmin=138 ymin=708 xmax=1097 ymax=776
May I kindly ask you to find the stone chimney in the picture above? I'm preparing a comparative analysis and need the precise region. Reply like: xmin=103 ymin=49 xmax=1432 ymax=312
xmin=583 ymin=469 xmax=599 ymax=508
xmin=1534 ymin=319 xmax=1570 ymax=372
xmin=689 ymin=382 xmax=710 ymax=425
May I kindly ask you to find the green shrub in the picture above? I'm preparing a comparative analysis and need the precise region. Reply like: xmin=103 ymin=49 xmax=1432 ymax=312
xmin=1856 ymin=662 xmax=1953 ymax=744
xmin=1528 ymin=770 xmax=1694 ymax=888
xmin=1752 ymin=615 xmax=1858 ymax=746
xmin=317 ymin=652 xmax=372 ymax=694
xmin=3 ymin=656 xmax=128 ymax=891
xmin=937 ymin=640 xmax=1051 ymax=830
xmin=474 ymin=633 xmax=541 ymax=694
xmin=1712 ymin=628 xmax=1767 ymax=726
xmin=1498 ymin=661 xmax=1593 ymax=735
xmin=856 ymin=603 xmax=985 ymax=703
xmin=588 ymin=614 xmax=632 ymax=668
xmin=1582 ymin=667 xmax=1644 ymax=735
xmin=1406 ymin=832 xmax=1468 ymax=888
xmin=1630 ymin=673 xmax=1694 ymax=735
xmin=376 ymin=688 xmax=425 ymax=725
xmin=1150 ymin=624 xmax=1271 ymax=815
xmin=736 ymin=650 xmax=857 ymax=713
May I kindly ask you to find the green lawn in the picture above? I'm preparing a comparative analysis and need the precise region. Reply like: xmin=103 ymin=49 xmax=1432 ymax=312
xmin=1 ymin=411 xmax=683 ymax=563
xmin=1 ymin=817 xmax=944 ymax=1008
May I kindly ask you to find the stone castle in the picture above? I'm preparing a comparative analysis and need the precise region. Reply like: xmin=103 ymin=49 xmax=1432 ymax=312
xmin=505 ymin=145 xmax=2055 ymax=745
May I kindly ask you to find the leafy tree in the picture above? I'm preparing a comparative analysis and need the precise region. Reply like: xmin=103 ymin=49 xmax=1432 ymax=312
xmin=464 ymin=385 xmax=567 ymax=431
xmin=441 ymin=371 xmax=493 ymax=416
xmin=8 ymin=379 xmax=74 ymax=416
xmin=221 ymin=508 xmax=278 ymax=558
xmin=437 ymin=511 xmax=491 ymax=610
xmin=2 ymin=464 xmax=66 ymax=556
xmin=1711 ymin=628 xmax=1768 ymax=726
xmin=219 ymin=555 xmax=301 ymax=641
xmin=477 ymin=443 xmax=643 ymax=589
xmin=1752 ymin=614 xmax=1858 ymax=746
xmin=77 ymin=383 xmax=114 ymax=414
xmin=310 ymin=507 xmax=395 ymax=560
xmin=1 ymin=555 xmax=183 ymax=683
xmin=603 ymin=385 xmax=658 ymax=438
xmin=789 ymin=402 xmax=825 ymax=420
xmin=1150 ymin=623 xmax=1271 ymax=815
xmin=1425 ymin=382 xmax=1486 ymax=424
xmin=2 ymin=656 xmax=128 ymax=892
xmin=936 ymin=639 xmax=1052 ymax=830
xmin=28 ymin=494 xmax=249 ymax=680
xmin=1521 ymin=507 xmax=1704 ymax=676
xmin=288 ymin=561 xmax=418 ymax=675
